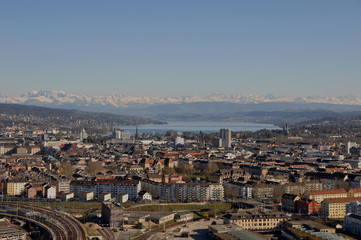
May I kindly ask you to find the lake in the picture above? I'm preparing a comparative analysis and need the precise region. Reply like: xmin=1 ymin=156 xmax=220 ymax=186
xmin=118 ymin=121 xmax=280 ymax=135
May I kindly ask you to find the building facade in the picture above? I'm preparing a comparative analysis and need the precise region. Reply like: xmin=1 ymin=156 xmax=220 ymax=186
xmin=320 ymin=197 xmax=361 ymax=220
xmin=220 ymin=128 xmax=231 ymax=148
xmin=306 ymin=189 xmax=348 ymax=203
xmin=345 ymin=214 xmax=361 ymax=238
xmin=141 ymin=179 xmax=224 ymax=202
xmin=224 ymin=211 xmax=285 ymax=231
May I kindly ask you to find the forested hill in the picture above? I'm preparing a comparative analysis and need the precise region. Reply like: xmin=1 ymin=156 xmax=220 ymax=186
xmin=0 ymin=103 xmax=164 ymax=132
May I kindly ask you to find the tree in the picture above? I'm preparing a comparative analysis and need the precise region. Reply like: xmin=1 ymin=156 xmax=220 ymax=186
xmin=201 ymin=162 xmax=219 ymax=176
xmin=87 ymin=162 xmax=103 ymax=176
xmin=59 ymin=161 xmax=73 ymax=178
xmin=224 ymin=186 xmax=238 ymax=200
xmin=175 ymin=165 xmax=195 ymax=175
xmin=162 ymin=167 xmax=175 ymax=175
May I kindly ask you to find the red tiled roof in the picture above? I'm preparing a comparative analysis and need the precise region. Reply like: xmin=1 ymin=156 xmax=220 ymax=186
xmin=351 ymin=188 xmax=361 ymax=193
xmin=324 ymin=197 xmax=361 ymax=204
xmin=308 ymin=189 xmax=347 ymax=195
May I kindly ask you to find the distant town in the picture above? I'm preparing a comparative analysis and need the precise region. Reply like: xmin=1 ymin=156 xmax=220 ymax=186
xmin=0 ymin=107 xmax=361 ymax=240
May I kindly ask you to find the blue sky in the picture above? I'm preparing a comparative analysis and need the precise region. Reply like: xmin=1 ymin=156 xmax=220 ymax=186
xmin=1 ymin=0 xmax=361 ymax=97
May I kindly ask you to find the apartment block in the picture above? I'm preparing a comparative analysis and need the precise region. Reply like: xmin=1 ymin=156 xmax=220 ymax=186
xmin=345 ymin=214 xmax=361 ymax=238
xmin=306 ymin=189 xmax=348 ymax=203
xmin=224 ymin=211 xmax=285 ymax=231
xmin=141 ymin=179 xmax=223 ymax=202
xmin=320 ymin=197 xmax=361 ymax=220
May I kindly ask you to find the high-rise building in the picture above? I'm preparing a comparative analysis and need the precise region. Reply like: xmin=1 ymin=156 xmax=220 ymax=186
xmin=80 ymin=129 xmax=88 ymax=141
xmin=113 ymin=128 xmax=131 ymax=140
xmin=220 ymin=128 xmax=231 ymax=148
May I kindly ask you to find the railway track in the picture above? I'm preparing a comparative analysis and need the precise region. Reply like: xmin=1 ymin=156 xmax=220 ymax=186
xmin=98 ymin=228 xmax=115 ymax=240
xmin=0 ymin=202 xmax=87 ymax=240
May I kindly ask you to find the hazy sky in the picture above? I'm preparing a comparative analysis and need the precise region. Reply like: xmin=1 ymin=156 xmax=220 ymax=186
xmin=1 ymin=0 xmax=361 ymax=97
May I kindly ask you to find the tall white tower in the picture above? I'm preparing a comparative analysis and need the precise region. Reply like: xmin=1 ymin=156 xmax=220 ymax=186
xmin=80 ymin=129 xmax=88 ymax=141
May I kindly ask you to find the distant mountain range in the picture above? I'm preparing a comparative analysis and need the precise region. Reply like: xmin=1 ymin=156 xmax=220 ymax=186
xmin=2 ymin=90 xmax=361 ymax=125
xmin=2 ymin=90 xmax=361 ymax=108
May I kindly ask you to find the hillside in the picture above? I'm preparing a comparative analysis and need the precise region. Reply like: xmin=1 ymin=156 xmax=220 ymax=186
xmin=0 ymin=103 xmax=164 ymax=132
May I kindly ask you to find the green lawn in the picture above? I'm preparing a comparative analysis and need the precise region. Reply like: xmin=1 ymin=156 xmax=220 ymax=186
xmin=17 ymin=201 xmax=102 ymax=214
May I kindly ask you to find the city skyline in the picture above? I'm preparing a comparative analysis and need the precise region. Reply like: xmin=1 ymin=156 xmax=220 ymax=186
xmin=1 ymin=1 xmax=361 ymax=97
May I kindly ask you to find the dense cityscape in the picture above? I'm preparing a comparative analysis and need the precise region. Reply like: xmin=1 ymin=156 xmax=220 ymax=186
xmin=2 ymin=1 xmax=360 ymax=240
xmin=0 ymin=112 xmax=361 ymax=240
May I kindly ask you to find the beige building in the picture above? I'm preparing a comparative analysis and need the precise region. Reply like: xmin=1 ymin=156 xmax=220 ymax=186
xmin=16 ymin=147 xmax=28 ymax=155
xmin=224 ymin=211 xmax=285 ymax=231
xmin=283 ymin=181 xmax=322 ymax=195
xmin=5 ymin=180 xmax=28 ymax=196
xmin=30 ymin=146 xmax=41 ymax=155
xmin=306 ymin=189 xmax=348 ymax=203
xmin=348 ymin=188 xmax=361 ymax=198
xmin=320 ymin=197 xmax=361 ymax=220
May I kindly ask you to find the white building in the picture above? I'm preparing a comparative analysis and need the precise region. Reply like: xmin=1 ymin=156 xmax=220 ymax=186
xmin=70 ymin=179 xmax=141 ymax=200
xmin=98 ymin=193 xmax=111 ymax=202
xmin=113 ymin=129 xmax=131 ymax=140
xmin=175 ymin=137 xmax=185 ymax=146
xmin=57 ymin=180 xmax=70 ymax=194
xmin=80 ymin=129 xmax=88 ymax=141
xmin=80 ymin=191 xmax=94 ymax=202
xmin=45 ymin=186 xmax=56 ymax=199
xmin=141 ymin=180 xmax=224 ymax=202
xmin=346 ymin=141 xmax=358 ymax=154
xmin=5 ymin=180 xmax=28 ymax=196
xmin=116 ymin=193 xmax=129 ymax=203
xmin=137 ymin=190 xmax=152 ymax=202
xmin=61 ymin=192 xmax=74 ymax=202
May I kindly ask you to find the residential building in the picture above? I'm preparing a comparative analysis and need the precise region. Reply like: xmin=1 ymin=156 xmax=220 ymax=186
xmin=348 ymin=188 xmax=361 ymax=198
xmin=61 ymin=192 xmax=74 ymax=202
xmin=295 ymin=198 xmax=319 ymax=215
xmin=5 ymin=180 xmax=27 ymax=196
xmin=45 ymin=186 xmax=56 ymax=199
xmin=137 ymin=190 xmax=152 ymax=203
xmin=98 ymin=193 xmax=111 ymax=202
xmin=80 ymin=191 xmax=94 ymax=202
xmin=346 ymin=201 xmax=361 ymax=215
xmin=281 ymin=194 xmax=300 ymax=212
xmin=57 ymin=180 xmax=70 ymax=194
xmin=223 ymin=181 xmax=253 ymax=198
xmin=224 ymin=211 xmax=285 ymax=231
xmin=345 ymin=214 xmax=361 ymax=238
xmin=306 ymin=189 xmax=348 ymax=203
xmin=283 ymin=181 xmax=322 ymax=195
xmin=320 ymin=197 xmax=361 ymax=220
xmin=141 ymin=179 xmax=224 ymax=202
xmin=70 ymin=179 xmax=141 ymax=200
xmin=116 ymin=193 xmax=129 ymax=203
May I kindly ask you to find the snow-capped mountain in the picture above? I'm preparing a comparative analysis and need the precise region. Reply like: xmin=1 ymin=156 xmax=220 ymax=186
xmin=1 ymin=90 xmax=361 ymax=108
